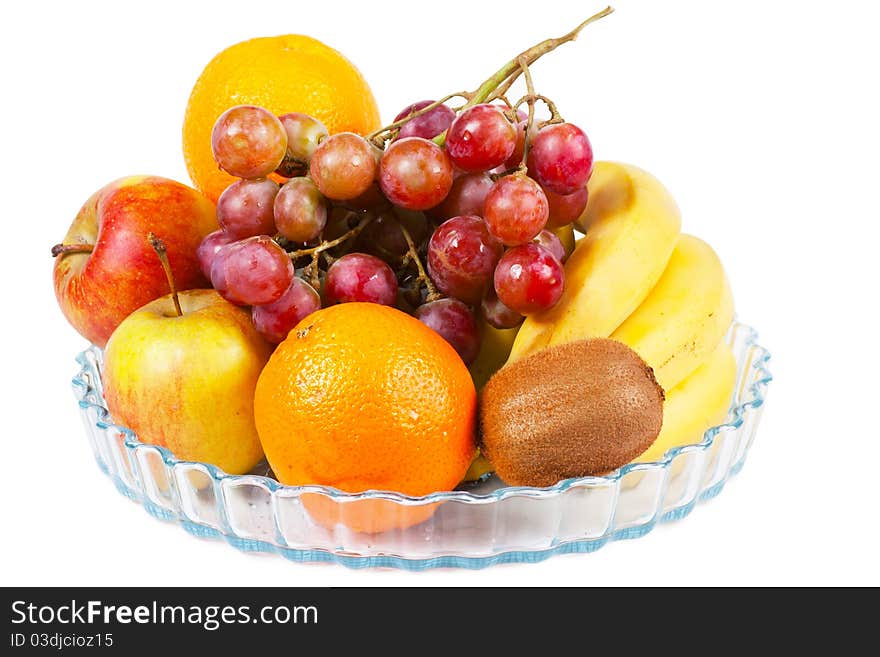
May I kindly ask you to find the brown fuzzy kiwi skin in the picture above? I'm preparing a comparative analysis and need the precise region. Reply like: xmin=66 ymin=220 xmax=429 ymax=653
xmin=479 ymin=338 xmax=665 ymax=487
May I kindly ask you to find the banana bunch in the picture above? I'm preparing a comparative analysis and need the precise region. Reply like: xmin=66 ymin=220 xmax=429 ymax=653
xmin=465 ymin=161 xmax=736 ymax=481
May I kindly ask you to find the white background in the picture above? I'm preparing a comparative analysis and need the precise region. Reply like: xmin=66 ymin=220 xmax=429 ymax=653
xmin=2 ymin=0 xmax=878 ymax=586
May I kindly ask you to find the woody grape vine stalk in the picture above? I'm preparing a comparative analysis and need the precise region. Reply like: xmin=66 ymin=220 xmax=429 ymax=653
xmin=303 ymin=7 xmax=613 ymax=275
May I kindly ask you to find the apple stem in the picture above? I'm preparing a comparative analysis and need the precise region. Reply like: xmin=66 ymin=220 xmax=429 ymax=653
xmin=147 ymin=232 xmax=183 ymax=317
xmin=51 ymin=242 xmax=94 ymax=257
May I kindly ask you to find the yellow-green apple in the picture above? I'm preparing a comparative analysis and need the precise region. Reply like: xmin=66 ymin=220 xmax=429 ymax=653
xmin=103 ymin=286 xmax=272 ymax=475
xmin=53 ymin=175 xmax=218 ymax=347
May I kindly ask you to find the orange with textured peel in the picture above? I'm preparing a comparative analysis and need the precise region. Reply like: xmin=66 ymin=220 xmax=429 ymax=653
xmin=183 ymin=35 xmax=381 ymax=202
xmin=254 ymin=303 xmax=476 ymax=533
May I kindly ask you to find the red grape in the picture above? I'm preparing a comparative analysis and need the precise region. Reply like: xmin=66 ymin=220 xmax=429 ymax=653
xmin=217 ymin=178 xmax=279 ymax=239
xmin=321 ymin=206 xmax=358 ymax=243
xmin=309 ymin=133 xmax=377 ymax=200
xmin=427 ymin=215 xmax=503 ymax=304
xmin=527 ymin=123 xmax=593 ymax=195
xmin=325 ymin=253 xmax=398 ymax=306
xmin=355 ymin=209 xmax=428 ymax=263
xmin=504 ymin=109 xmax=529 ymax=170
xmin=356 ymin=213 xmax=407 ymax=261
xmin=393 ymin=100 xmax=456 ymax=141
xmin=348 ymin=182 xmax=386 ymax=210
xmin=276 ymin=112 xmax=328 ymax=177
xmin=209 ymin=245 xmax=232 ymax=296
xmin=197 ymin=230 xmax=236 ymax=280
xmin=544 ymin=185 xmax=588 ymax=228
xmin=399 ymin=272 xmax=426 ymax=308
xmin=481 ymin=289 xmax=524 ymax=329
xmin=532 ymin=229 xmax=566 ymax=263
xmin=494 ymin=243 xmax=564 ymax=315
xmin=433 ymin=172 xmax=493 ymax=220
xmin=211 ymin=105 xmax=287 ymax=179
xmin=394 ymin=207 xmax=430 ymax=245
xmin=378 ymin=137 xmax=454 ymax=210
xmin=252 ymin=277 xmax=321 ymax=343
xmin=274 ymin=177 xmax=327 ymax=243
xmin=210 ymin=236 xmax=294 ymax=306
xmin=483 ymin=175 xmax=549 ymax=246
xmin=415 ymin=299 xmax=480 ymax=365
xmin=445 ymin=104 xmax=516 ymax=172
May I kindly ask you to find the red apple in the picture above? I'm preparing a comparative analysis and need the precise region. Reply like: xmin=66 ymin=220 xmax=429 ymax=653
xmin=53 ymin=176 xmax=219 ymax=347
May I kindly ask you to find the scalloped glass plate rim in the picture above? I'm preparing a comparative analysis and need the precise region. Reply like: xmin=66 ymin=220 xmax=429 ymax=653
xmin=72 ymin=321 xmax=772 ymax=505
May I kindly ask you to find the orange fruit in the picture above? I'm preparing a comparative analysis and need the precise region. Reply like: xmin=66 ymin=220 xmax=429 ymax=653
xmin=183 ymin=35 xmax=382 ymax=203
xmin=254 ymin=303 xmax=477 ymax=533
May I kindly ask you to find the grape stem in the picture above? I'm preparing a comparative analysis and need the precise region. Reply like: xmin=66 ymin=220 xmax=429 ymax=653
xmin=276 ymin=155 xmax=309 ymax=178
xmin=51 ymin=242 xmax=94 ymax=257
xmin=300 ymin=247 xmax=323 ymax=289
xmin=433 ymin=6 xmax=614 ymax=146
xmin=147 ymin=232 xmax=183 ymax=317
xmin=366 ymin=91 xmax=472 ymax=145
xmin=399 ymin=224 xmax=441 ymax=302
xmin=286 ymin=214 xmax=373 ymax=260
xmin=481 ymin=7 xmax=614 ymax=104
xmin=489 ymin=75 xmax=520 ymax=107
xmin=513 ymin=94 xmax=564 ymax=127
xmin=363 ymin=8 xmax=613 ymax=149
xmin=517 ymin=57 xmax=536 ymax=173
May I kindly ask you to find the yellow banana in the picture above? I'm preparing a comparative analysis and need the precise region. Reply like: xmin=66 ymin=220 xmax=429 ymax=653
xmin=469 ymin=317 xmax=519 ymax=392
xmin=636 ymin=339 xmax=736 ymax=463
xmin=508 ymin=161 xmax=681 ymax=362
xmin=463 ymin=452 xmax=494 ymax=482
xmin=464 ymin=318 xmax=519 ymax=482
xmin=551 ymin=223 xmax=576 ymax=261
xmin=611 ymin=234 xmax=734 ymax=391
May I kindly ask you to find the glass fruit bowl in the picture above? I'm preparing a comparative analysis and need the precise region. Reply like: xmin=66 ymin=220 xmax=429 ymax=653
xmin=71 ymin=321 xmax=771 ymax=570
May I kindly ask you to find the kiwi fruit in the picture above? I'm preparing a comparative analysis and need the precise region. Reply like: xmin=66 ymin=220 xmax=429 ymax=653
xmin=480 ymin=338 xmax=664 ymax=487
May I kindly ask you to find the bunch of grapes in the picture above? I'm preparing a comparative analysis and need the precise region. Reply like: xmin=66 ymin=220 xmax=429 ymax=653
xmin=198 ymin=15 xmax=601 ymax=363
